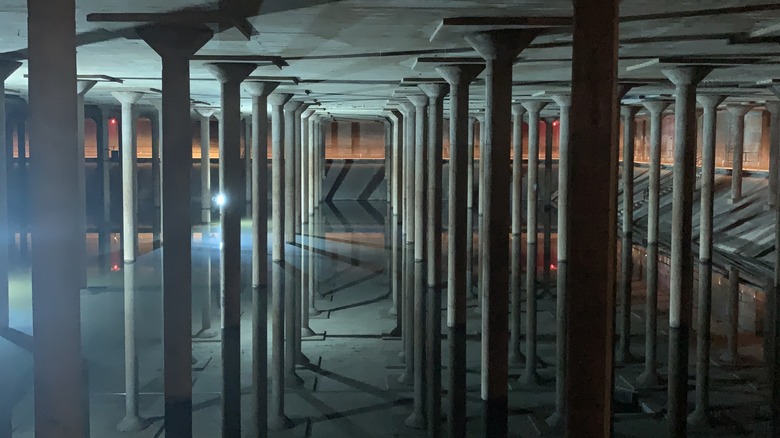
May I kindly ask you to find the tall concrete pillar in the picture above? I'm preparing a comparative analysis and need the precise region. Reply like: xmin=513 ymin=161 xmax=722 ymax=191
xmin=509 ymin=103 xmax=526 ymax=366
xmin=542 ymin=116 xmax=554 ymax=298
xmin=662 ymin=65 xmax=712 ymax=438
xmin=243 ymin=81 xmax=278 ymax=436
xmin=475 ymin=113 xmax=485 ymax=306
xmin=728 ymin=104 xmax=752 ymax=204
xmin=398 ymin=101 xmax=416 ymax=386
xmin=772 ymin=130 xmax=780 ymax=436
xmin=98 ymin=106 xmax=113 ymax=267
xmin=767 ymin=102 xmax=780 ymax=210
xmin=245 ymin=115 xmax=252 ymax=216
xmin=267 ymin=92 xmax=293 ymax=430
xmin=196 ymin=109 xmax=214 ymax=224
xmin=466 ymin=29 xmax=541 ymax=437
xmin=137 ymin=25 xmax=213 ymax=435
xmin=617 ymin=105 xmax=640 ymax=364
xmin=0 ymin=61 xmax=20 ymax=331
xmin=300 ymin=109 xmax=317 ymax=339
xmin=521 ymin=99 xmax=547 ymax=387
xmin=293 ymin=105 xmax=311 ymax=367
xmin=284 ymin=101 xmax=302 ymax=243
xmin=420 ymin=82 xmax=448 ymax=437
xmin=566 ymin=2 xmax=618 ymax=433
xmin=17 ymin=119 xmax=28 ymax=256
xmin=688 ymin=94 xmax=725 ymax=428
xmin=27 ymin=0 xmax=85 ymax=431
xmin=636 ymin=100 xmax=670 ymax=388
xmin=76 ymin=80 xmax=97 ymax=290
xmin=294 ymin=104 xmax=309 ymax=236
xmin=112 ymin=90 xmax=148 ymax=432
xmin=149 ymin=98 xmax=164 ymax=246
xmin=721 ymin=265 xmax=743 ymax=364
xmin=437 ymin=63 xmax=483 ymax=438
xmin=207 ymin=62 xmax=256 ymax=438
xmin=405 ymin=93 xmax=428 ymax=430
xmin=386 ymin=110 xmax=403 ymax=322
xmin=301 ymin=110 xmax=312 ymax=225
xmin=466 ymin=115 xmax=477 ymax=300
xmin=547 ymin=95 xmax=570 ymax=428
xmin=392 ymin=110 xmax=403 ymax=221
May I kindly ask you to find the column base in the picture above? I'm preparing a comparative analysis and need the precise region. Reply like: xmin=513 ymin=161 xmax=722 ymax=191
xmin=309 ymin=306 xmax=322 ymax=316
xmin=508 ymin=351 xmax=526 ymax=367
xmin=515 ymin=371 xmax=544 ymax=390
xmin=397 ymin=371 xmax=413 ymax=385
xmin=388 ymin=305 xmax=398 ymax=316
xmin=195 ymin=328 xmax=219 ymax=339
xmin=117 ymin=415 xmax=150 ymax=432
xmin=268 ymin=414 xmax=293 ymax=431
xmin=687 ymin=408 xmax=712 ymax=431
xmin=616 ymin=349 xmax=642 ymax=366
xmin=545 ymin=410 xmax=565 ymax=429
xmin=285 ymin=371 xmax=305 ymax=387
xmin=728 ymin=197 xmax=740 ymax=205
xmin=297 ymin=353 xmax=311 ymax=365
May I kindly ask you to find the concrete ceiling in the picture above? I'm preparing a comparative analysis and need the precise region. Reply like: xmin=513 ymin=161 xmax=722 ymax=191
xmin=3 ymin=0 xmax=780 ymax=117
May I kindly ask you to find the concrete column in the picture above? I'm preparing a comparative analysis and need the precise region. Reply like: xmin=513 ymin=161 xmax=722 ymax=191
xmin=17 ymin=119 xmax=28 ymax=256
xmin=76 ymin=80 xmax=96 ymax=290
xmin=294 ymin=104 xmax=309 ymax=236
xmin=392 ymin=110 xmax=403 ymax=220
xmin=267 ymin=92 xmax=293 ymax=429
xmin=767 ymin=102 xmax=780 ymax=210
xmin=243 ymin=81 xmax=278 ymax=436
xmin=466 ymin=30 xmax=539 ymax=437
xmin=437 ymin=63 xmax=483 ymax=438
xmin=284 ymin=101 xmax=302 ymax=243
xmin=301 ymin=109 xmax=317 ymax=339
xmin=137 ymin=24 xmax=212 ymax=435
xmin=688 ymin=94 xmax=725 ymax=428
xmin=98 ymin=106 xmax=113 ymax=268
xmin=386 ymin=110 xmax=402 ymax=322
xmin=27 ymin=0 xmax=85 ymax=430
xmin=149 ymin=109 xmax=162 ymax=249
xmin=305 ymin=115 xmax=322 ymax=323
xmin=466 ymin=115 xmax=477 ymax=300
xmin=662 ymin=66 xmax=712 ymax=438
xmin=617 ymin=105 xmax=640 ymax=364
xmin=521 ymin=100 xmax=547 ymax=387
xmin=547 ymin=95 xmax=570 ymax=428
xmin=728 ymin=104 xmax=752 ymax=204
xmin=398 ymin=101 xmax=416 ymax=386
xmin=301 ymin=110 xmax=312 ymax=225
xmin=405 ymin=94 xmax=428 ymax=430
xmin=196 ymin=109 xmax=214 ymax=224
xmin=207 ymin=62 xmax=256 ymax=438
xmin=245 ymin=115 xmax=252 ymax=216
xmin=566 ymin=2 xmax=618 ymax=433
xmin=420 ymin=82 xmax=448 ymax=437
xmin=636 ymin=100 xmax=670 ymax=388
xmin=721 ymin=265 xmax=743 ymax=364
xmin=0 ymin=61 xmax=20 ymax=331
xmin=112 ymin=90 xmax=148 ymax=432
xmin=542 ymin=117 xmax=554 ymax=298
xmin=475 ymin=113 xmax=485 ymax=306
xmin=772 ymin=136 xmax=780 ymax=436
xmin=509 ymin=103 xmax=526 ymax=366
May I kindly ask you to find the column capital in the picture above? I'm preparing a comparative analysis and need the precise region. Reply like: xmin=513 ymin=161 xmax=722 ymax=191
xmin=551 ymin=95 xmax=571 ymax=108
xmin=511 ymin=104 xmax=526 ymax=117
xmin=399 ymin=101 xmax=416 ymax=116
xmin=642 ymin=99 xmax=671 ymax=115
xmin=726 ymin=103 xmax=754 ymax=117
xmin=661 ymin=66 xmax=713 ymax=87
xmin=407 ymin=94 xmax=429 ymax=108
xmin=696 ymin=95 xmax=725 ymax=112
xmin=283 ymin=99 xmax=303 ymax=113
xmin=111 ymin=91 xmax=144 ymax=105
xmin=244 ymin=81 xmax=279 ymax=97
xmin=521 ymin=100 xmax=548 ymax=115
xmin=77 ymin=79 xmax=97 ymax=96
xmin=205 ymin=62 xmax=256 ymax=84
xmin=193 ymin=108 xmax=214 ymax=118
xmin=418 ymin=83 xmax=449 ymax=102
xmin=465 ymin=29 xmax=541 ymax=62
xmin=302 ymin=108 xmax=316 ymax=118
xmin=765 ymin=101 xmax=780 ymax=115
xmin=137 ymin=24 xmax=213 ymax=59
xmin=268 ymin=93 xmax=293 ymax=108
xmin=293 ymin=103 xmax=310 ymax=116
xmin=620 ymin=105 xmax=641 ymax=119
xmin=475 ymin=113 xmax=485 ymax=123
xmin=436 ymin=64 xmax=484 ymax=87
xmin=0 ymin=60 xmax=21 ymax=82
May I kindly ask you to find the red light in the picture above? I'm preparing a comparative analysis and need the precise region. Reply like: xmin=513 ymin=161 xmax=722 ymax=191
xmin=110 ymin=118 xmax=117 ymax=125
xmin=550 ymin=264 xmax=557 ymax=270
xmin=111 ymin=264 xmax=120 ymax=272
xmin=553 ymin=120 xmax=560 ymax=127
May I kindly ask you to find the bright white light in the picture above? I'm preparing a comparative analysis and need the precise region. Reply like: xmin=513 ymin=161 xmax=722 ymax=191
xmin=215 ymin=193 xmax=226 ymax=207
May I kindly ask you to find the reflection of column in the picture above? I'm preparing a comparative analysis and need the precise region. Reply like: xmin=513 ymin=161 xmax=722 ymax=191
xmin=547 ymin=95 xmax=571 ymax=428
xmin=0 ymin=60 xmax=20 ymax=331
xmin=636 ymin=100 xmax=670 ymax=389
xmin=509 ymin=104 xmax=526 ymax=366
xmin=475 ymin=113 xmax=485 ymax=307
xmin=689 ymin=94 xmax=724 ymax=428
xmin=207 ymin=61 xmax=256 ymax=437
xmin=617 ymin=105 xmax=640 ymax=364
xmin=137 ymin=24 xmax=213 ymax=435
xmin=437 ymin=63 xmax=482 ymax=438
xmin=521 ymin=100 xmax=547 ymax=387
xmin=662 ymin=65 xmax=713 ymax=438
xmin=267 ymin=92 xmax=293 ymax=430
xmin=76 ymin=80 xmax=96 ymax=290
xmin=721 ymin=265 xmax=743 ymax=364
xmin=195 ymin=109 xmax=213 ymax=224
